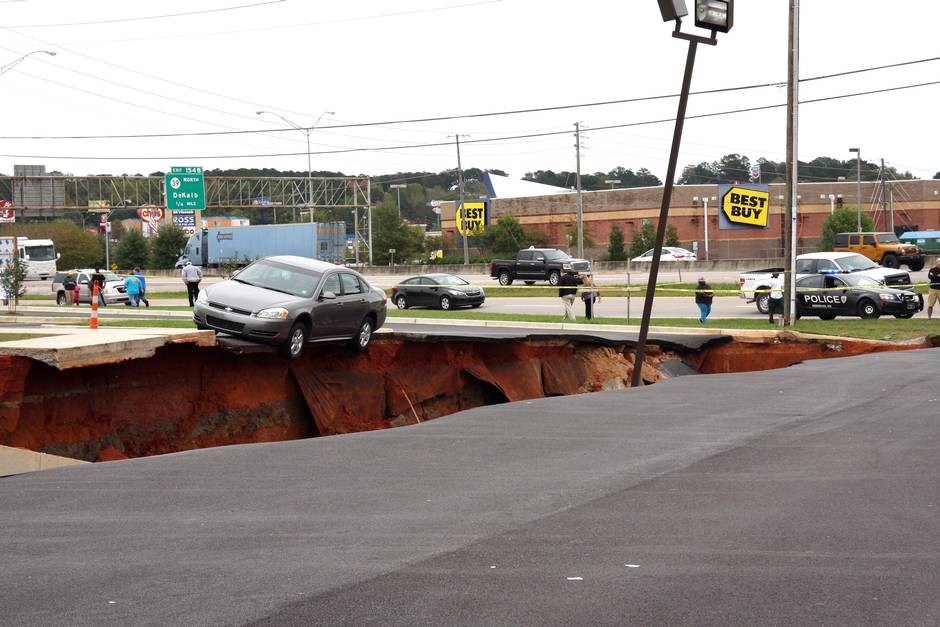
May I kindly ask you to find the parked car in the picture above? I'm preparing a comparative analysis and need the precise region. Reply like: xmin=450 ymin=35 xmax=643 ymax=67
xmin=738 ymin=252 xmax=912 ymax=314
xmin=631 ymin=247 xmax=697 ymax=262
xmin=193 ymin=256 xmax=387 ymax=359
xmin=52 ymin=269 xmax=129 ymax=305
xmin=488 ymin=248 xmax=591 ymax=286
xmin=391 ymin=274 xmax=485 ymax=310
xmin=796 ymin=273 xmax=922 ymax=320
xmin=832 ymin=232 xmax=924 ymax=270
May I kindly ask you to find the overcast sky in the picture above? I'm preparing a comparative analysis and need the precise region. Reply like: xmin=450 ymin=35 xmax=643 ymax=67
xmin=0 ymin=0 xmax=938 ymax=181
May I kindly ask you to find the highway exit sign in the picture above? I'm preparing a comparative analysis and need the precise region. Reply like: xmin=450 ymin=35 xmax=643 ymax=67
xmin=165 ymin=166 xmax=206 ymax=210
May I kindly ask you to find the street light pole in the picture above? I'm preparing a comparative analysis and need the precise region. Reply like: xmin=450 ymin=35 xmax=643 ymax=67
xmin=633 ymin=1 xmax=729 ymax=388
xmin=784 ymin=0 xmax=799 ymax=327
xmin=702 ymin=197 xmax=709 ymax=261
xmin=849 ymin=147 xmax=861 ymax=231
xmin=449 ymin=134 xmax=470 ymax=265
xmin=256 ymin=109 xmax=334 ymax=223
xmin=575 ymin=122 xmax=584 ymax=258
xmin=390 ymin=184 xmax=407 ymax=218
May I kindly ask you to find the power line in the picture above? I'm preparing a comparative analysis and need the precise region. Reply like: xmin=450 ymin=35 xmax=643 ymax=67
xmin=3 ymin=53 xmax=940 ymax=141
xmin=3 ymin=78 xmax=940 ymax=160
xmin=4 ymin=1 xmax=287 ymax=28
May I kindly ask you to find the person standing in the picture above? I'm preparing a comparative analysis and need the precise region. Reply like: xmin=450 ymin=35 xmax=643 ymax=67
xmin=694 ymin=277 xmax=714 ymax=323
xmin=123 ymin=272 xmax=142 ymax=307
xmin=580 ymin=272 xmax=601 ymax=320
xmin=62 ymin=272 xmax=76 ymax=306
xmin=558 ymin=270 xmax=582 ymax=322
xmin=181 ymin=261 xmax=203 ymax=307
xmin=134 ymin=267 xmax=150 ymax=308
xmin=928 ymin=258 xmax=940 ymax=320
xmin=90 ymin=267 xmax=107 ymax=307
xmin=768 ymin=271 xmax=784 ymax=324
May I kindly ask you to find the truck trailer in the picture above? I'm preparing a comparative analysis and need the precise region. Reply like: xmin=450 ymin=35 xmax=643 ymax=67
xmin=177 ymin=222 xmax=347 ymax=268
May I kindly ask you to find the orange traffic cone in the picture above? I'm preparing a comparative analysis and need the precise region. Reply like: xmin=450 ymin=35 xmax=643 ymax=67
xmin=90 ymin=285 xmax=99 ymax=329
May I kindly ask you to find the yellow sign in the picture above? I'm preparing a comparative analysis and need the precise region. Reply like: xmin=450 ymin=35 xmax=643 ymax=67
xmin=721 ymin=187 xmax=770 ymax=227
xmin=456 ymin=201 xmax=487 ymax=237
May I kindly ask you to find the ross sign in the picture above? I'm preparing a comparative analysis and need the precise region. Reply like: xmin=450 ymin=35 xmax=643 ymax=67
xmin=456 ymin=200 xmax=488 ymax=237
xmin=172 ymin=210 xmax=198 ymax=238
xmin=138 ymin=205 xmax=165 ymax=237
xmin=165 ymin=166 xmax=206 ymax=210
xmin=0 ymin=199 xmax=14 ymax=223
xmin=718 ymin=184 xmax=770 ymax=230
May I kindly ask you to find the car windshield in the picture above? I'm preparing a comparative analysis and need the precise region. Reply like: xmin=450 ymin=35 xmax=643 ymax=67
xmin=232 ymin=259 xmax=322 ymax=298
xmin=434 ymin=275 xmax=469 ymax=286
xmin=836 ymin=254 xmax=879 ymax=272
xmin=876 ymin=233 xmax=899 ymax=244
xmin=841 ymin=275 xmax=882 ymax=287
xmin=25 ymin=244 xmax=56 ymax=261
xmin=543 ymin=250 xmax=571 ymax=261
xmin=103 ymin=272 xmax=120 ymax=282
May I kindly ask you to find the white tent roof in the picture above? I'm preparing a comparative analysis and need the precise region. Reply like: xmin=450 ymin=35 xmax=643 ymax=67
xmin=482 ymin=172 xmax=572 ymax=199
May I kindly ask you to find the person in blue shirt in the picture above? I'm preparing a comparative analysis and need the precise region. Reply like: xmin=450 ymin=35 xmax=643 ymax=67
xmin=133 ymin=267 xmax=149 ymax=307
xmin=123 ymin=272 xmax=142 ymax=307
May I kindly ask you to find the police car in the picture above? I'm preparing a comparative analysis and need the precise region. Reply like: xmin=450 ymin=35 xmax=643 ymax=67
xmin=796 ymin=273 xmax=923 ymax=320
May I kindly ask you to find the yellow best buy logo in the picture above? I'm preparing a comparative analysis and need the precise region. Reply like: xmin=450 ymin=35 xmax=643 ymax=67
xmin=722 ymin=187 xmax=770 ymax=227
xmin=457 ymin=201 xmax=487 ymax=236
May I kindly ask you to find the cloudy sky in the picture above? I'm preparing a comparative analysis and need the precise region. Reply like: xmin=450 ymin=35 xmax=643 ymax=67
xmin=0 ymin=0 xmax=938 ymax=181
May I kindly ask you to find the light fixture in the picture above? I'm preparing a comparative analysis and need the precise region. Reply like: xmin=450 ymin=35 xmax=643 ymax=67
xmin=695 ymin=0 xmax=733 ymax=32
xmin=657 ymin=0 xmax=688 ymax=21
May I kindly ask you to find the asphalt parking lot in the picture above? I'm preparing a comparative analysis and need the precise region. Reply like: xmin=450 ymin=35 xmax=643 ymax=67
xmin=2 ymin=348 xmax=938 ymax=625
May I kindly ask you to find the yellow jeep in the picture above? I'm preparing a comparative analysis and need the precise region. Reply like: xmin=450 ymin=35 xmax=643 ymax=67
xmin=832 ymin=232 xmax=924 ymax=271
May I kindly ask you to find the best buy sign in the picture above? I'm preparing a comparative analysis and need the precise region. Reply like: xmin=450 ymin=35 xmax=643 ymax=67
xmin=721 ymin=186 xmax=770 ymax=228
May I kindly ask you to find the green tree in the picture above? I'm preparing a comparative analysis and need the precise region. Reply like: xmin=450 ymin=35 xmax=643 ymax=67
xmin=482 ymin=216 xmax=541 ymax=257
xmin=629 ymin=221 xmax=656 ymax=258
xmin=51 ymin=223 xmax=104 ymax=269
xmin=0 ymin=257 xmax=28 ymax=312
xmin=150 ymin=223 xmax=189 ymax=269
xmin=666 ymin=224 xmax=680 ymax=247
xmin=607 ymin=224 xmax=626 ymax=261
xmin=113 ymin=229 xmax=151 ymax=270
xmin=818 ymin=206 xmax=875 ymax=251
xmin=371 ymin=200 xmax=426 ymax=265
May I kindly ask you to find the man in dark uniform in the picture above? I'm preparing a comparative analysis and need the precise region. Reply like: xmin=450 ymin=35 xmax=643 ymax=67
xmin=558 ymin=270 xmax=582 ymax=321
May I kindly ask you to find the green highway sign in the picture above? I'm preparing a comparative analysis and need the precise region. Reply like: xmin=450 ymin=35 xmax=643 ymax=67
xmin=165 ymin=166 xmax=206 ymax=210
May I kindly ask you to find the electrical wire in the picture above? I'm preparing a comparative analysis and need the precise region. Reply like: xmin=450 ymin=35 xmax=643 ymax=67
xmin=3 ymin=79 xmax=940 ymax=160
xmin=3 ymin=53 xmax=939 ymax=141
xmin=4 ymin=1 xmax=286 ymax=28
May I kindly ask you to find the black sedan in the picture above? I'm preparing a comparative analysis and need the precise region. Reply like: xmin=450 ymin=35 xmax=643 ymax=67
xmin=796 ymin=273 xmax=923 ymax=320
xmin=391 ymin=274 xmax=485 ymax=310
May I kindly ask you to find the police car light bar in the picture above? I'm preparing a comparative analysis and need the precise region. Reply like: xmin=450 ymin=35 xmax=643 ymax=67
xmin=695 ymin=0 xmax=733 ymax=33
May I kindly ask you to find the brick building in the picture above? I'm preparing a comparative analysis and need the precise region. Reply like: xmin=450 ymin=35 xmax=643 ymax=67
xmin=441 ymin=179 xmax=940 ymax=259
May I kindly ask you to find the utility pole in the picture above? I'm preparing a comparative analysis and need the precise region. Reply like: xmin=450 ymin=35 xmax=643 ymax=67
xmin=702 ymin=197 xmax=709 ymax=261
xmin=353 ymin=208 xmax=359 ymax=265
xmin=575 ymin=122 xmax=584 ymax=258
xmin=783 ymin=0 xmax=799 ymax=326
xmin=849 ymin=147 xmax=862 ymax=231
xmin=879 ymin=158 xmax=887 ymax=230
xmin=367 ymin=177 xmax=373 ymax=265
xmin=450 ymin=134 xmax=470 ymax=265
xmin=888 ymin=182 xmax=895 ymax=233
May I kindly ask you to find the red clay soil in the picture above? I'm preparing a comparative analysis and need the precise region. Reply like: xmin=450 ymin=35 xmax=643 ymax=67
xmin=0 ymin=339 xmax=668 ymax=462
xmin=0 ymin=335 xmax=931 ymax=462
xmin=694 ymin=334 xmax=935 ymax=374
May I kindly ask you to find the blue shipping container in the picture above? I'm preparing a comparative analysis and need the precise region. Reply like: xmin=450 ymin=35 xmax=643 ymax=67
xmin=183 ymin=222 xmax=347 ymax=266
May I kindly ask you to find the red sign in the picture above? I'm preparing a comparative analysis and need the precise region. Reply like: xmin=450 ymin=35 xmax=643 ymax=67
xmin=0 ymin=199 xmax=14 ymax=223
xmin=137 ymin=205 xmax=165 ymax=236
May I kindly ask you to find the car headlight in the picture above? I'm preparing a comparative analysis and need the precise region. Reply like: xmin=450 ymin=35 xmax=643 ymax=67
xmin=879 ymin=293 xmax=897 ymax=301
xmin=479 ymin=287 xmax=485 ymax=297
xmin=447 ymin=289 xmax=464 ymax=296
xmin=562 ymin=263 xmax=571 ymax=270
xmin=256 ymin=307 xmax=289 ymax=319
xmin=197 ymin=289 xmax=209 ymax=304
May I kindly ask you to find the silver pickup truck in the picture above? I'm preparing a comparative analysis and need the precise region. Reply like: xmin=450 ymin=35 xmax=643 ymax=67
xmin=738 ymin=252 xmax=911 ymax=313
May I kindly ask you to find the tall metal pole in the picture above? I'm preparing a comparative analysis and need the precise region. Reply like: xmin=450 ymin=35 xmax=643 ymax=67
xmin=856 ymin=149 xmax=862 ymax=232
xmin=306 ymin=129 xmax=313 ymax=223
xmin=367 ymin=177 xmax=373 ymax=265
xmin=702 ymin=198 xmax=709 ymax=261
xmin=575 ymin=122 xmax=584 ymax=258
xmin=784 ymin=0 xmax=799 ymax=326
xmin=888 ymin=182 xmax=895 ymax=233
xmin=630 ymin=38 xmax=698 ymax=388
xmin=454 ymin=135 xmax=469 ymax=265
xmin=353 ymin=208 xmax=359 ymax=265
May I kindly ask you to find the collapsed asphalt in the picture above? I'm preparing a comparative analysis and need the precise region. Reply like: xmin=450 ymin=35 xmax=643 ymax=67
xmin=2 ymin=348 xmax=938 ymax=625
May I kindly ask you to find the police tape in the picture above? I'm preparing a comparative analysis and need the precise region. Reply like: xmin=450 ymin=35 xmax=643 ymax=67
xmin=482 ymin=282 xmax=935 ymax=296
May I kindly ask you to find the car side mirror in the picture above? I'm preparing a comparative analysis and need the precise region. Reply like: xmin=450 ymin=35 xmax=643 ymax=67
xmin=56 ymin=253 xmax=61 ymax=259
xmin=320 ymin=291 xmax=337 ymax=300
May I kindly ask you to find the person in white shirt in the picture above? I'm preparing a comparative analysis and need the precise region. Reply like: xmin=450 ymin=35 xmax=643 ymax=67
xmin=181 ymin=261 xmax=203 ymax=307
xmin=768 ymin=271 xmax=785 ymax=323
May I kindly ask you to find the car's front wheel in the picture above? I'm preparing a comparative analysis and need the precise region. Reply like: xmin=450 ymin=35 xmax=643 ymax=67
xmin=882 ymin=254 xmax=899 ymax=269
xmin=350 ymin=317 xmax=374 ymax=352
xmin=857 ymin=299 xmax=880 ymax=319
xmin=56 ymin=292 xmax=66 ymax=305
xmin=279 ymin=321 xmax=308 ymax=360
xmin=439 ymin=295 xmax=452 ymax=310
xmin=395 ymin=294 xmax=407 ymax=309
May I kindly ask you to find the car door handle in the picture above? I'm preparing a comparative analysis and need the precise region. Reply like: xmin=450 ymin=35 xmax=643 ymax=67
xmin=358 ymin=298 xmax=366 ymax=303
